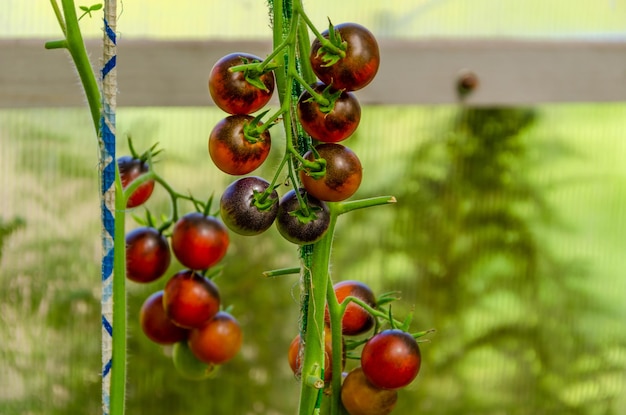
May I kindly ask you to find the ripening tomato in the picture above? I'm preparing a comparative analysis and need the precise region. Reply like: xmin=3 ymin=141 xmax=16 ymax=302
xmin=297 ymin=83 xmax=361 ymax=143
xmin=275 ymin=189 xmax=330 ymax=245
xmin=162 ymin=270 xmax=221 ymax=329
xmin=208 ymin=52 xmax=275 ymax=115
xmin=171 ymin=212 xmax=229 ymax=270
xmin=209 ymin=115 xmax=271 ymax=176
xmin=188 ymin=311 xmax=243 ymax=365
xmin=125 ymin=227 xmax=171 ymax=283
xmin=118 ymin=155 xmax=155 ymax=208
xmin=326 ymin=280 xmax=376 ymax=336
xmin=300 ymin=143 xmax=362 ymax=202
xmin=139 ymin=291 xmax=189 ymax=345
xmin=341 ymin=367 xmax=398 ymax=415
xmin=287 ymin=325 xmax=339 ymax=383
xmin=310 ymin=23 xmax=380 ymax=91
xmin=361 ymin=330 xmax=421 ymax=390
xmin=220 ymin=176 xmax=279 ymax=236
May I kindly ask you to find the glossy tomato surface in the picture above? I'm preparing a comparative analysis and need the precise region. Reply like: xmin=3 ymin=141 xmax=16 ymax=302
xmin=125 ymin=227 xmax=171 ymax=283
xmin=209 ymin=115 xmax=271 ymax=176
xmin=208 ymin=52 xmax=275 ymax=115
xmin=276 ymin=189 xmax=330 ymax=245
xmin=162 ymin=270 xmax=221 ymax=329
xmin=361 ymin=329 xmax=421 ymax=389
xmin=171 ymin=212 xmax=229 ymax=270
xmin=297 ymin=83 xmax=361 ymax=143
xmin=188 ymin=311 xmax=243 ymax=364
xmin=220 ymin=176 xmax=279 ymax=236
xmin=139 ymin=291 xmax=188 ymax=344
xmin=118 ymin=155 xmax=155 ymax=208
xmin=310 ymin=23 xmax=380 ymax=91
xmin=328 ymin=280 xmax=376 ymax=336
xmin=300 ymin=143 xmax=362 ymax=202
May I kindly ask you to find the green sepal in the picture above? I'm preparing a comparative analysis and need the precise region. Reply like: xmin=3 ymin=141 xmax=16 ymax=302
xmin=252 ymin=188 xmax=278 ymax=211
xmin=290 ymin=204 xmax=322 ymax=225
xmin=243 ymin=109 xmax=271 ymax=143
xmin=305 ymin=84 xmax=343 ymax=114
xmin=315 ymin=18 xmax=347 ymax=68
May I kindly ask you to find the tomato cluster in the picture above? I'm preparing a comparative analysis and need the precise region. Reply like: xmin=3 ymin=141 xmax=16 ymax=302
xmin=206 ymin=22 xmax=379 ymax=246
xmin=119 ymin=153 xmax=243 ymax=380
xmin=286 ymin=280 xmax=423 ymax=415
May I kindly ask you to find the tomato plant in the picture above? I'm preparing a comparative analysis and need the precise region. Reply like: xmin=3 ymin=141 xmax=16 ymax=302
xmin=209 ymin=52 xmax=275 ymax=115
xmin=125 ymin=227 xmax=171 ymax=283
xmin=310 ymin=22 xmax=380 ymax=91
xmin=361 ymin=329 xmax=422 ymax=390
xmin=171 ymin=212 xmax=230 ymax=270
xmin=188 ymin=311 xmax=243 ymax=364
xmin=162 ymin=270 xmax=221 ymax=329
xmin=297 ymin=83 xmax=361 ymax=143
xmin=118 ymin=155 xmax=155 ymax=208
xmin=300 ymin=143 xmax=363 ymax=202
xmin=139 ymin=291 xmax=188 ymax=345
xmin=220 ymin=176 xmax=279 ymax=235
xmin=209 ymin=114 xmax=272 ymax=176
xmin=327 ymin=280 xmax=376 ymax=336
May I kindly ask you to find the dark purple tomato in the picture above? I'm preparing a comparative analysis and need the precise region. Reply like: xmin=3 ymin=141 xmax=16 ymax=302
xmin=220 ymin=176 xmax=279 ymax=236
xmin=162 ymin=270 xmax=221 ymax=329
xmin=139 ymin=291 xmax=188 ymax=344
xmin=275 ymin=189 xmax=330 ymax=245
xmin=310 ymin=23 xmax=380 ymax=91
xmin=171 ymin=212 xmax=229 ymax=271
xmin=297 ymin=83 xmax=361 ymax=143
xmin=208 ymin=52 xmax=275 ymax=115
xmin=209 ymin=115 xmax=271 ymax=176
xmin=361 ymin=329 xmax=421 ymax=390
xmin=300 ymin=143 xmax=362 ymax=202
xmin=125 ymin=227 xmax=171 ymax=283
xmin=118 ymin=155 xmax=155 ymax=208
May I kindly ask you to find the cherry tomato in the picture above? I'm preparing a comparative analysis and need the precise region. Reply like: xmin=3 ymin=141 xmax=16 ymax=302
xmin=162 ymin=270 xmax=221 ymax=329
xmin=326 ymin=280 xmax=376 ymax=336
xmin=209 ymin=115 xmax=271 ymax=176
xmin=275 ymin=189 xmax=330 ymax=245
xmin=208 ymin=52 xmax=275 ymax=115
xmin=171 ymin=212 xmax=229 ymax=270
xmin=341 ymin=367 xmax=398 ymax=415
xmin=118 ymin=155 xmax=155 ymax=208
xmin=297 ymin=83 xmax=361 ymax=143
xmin=125 ymin=227 xmax=171 ymax=283
xmin=188 ymin=311 xmax=243 ymax=364
xmin=361 ymin=329 xmax=421 ymax=389
xmin=220 ymin=176 xmax=279 ymax=236
xmin=300 ymin=143 xmax=362 ymax=202
xmin=310 ymin=23 xmax=380 ymax=91
xmin=172 ymin=340 xmax=218 ymax=380
xmin=139 ymin=291 xmax=188 ymax=345
xmin=287 ymin=326 xmax=338 ymax=383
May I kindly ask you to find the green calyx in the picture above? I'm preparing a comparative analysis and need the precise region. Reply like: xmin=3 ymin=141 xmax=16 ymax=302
xmin=306 ymin=83 xmax=343 ymax=114
xmin=243 ymin=110 xmax=271 ymax=143
xmin=251 ymin=189 xmax=278 ymax=211
xmin=316 ymin=19 xmax=347 ymax=68
xmin=290 ymin=204 xmax=323 ymax=225
xmin=231 ymin=58 xmax=279 ymax=92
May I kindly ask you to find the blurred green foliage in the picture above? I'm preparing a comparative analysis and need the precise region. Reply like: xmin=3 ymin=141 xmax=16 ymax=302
xmin=0 ymin=105 xmax=625 ymax=414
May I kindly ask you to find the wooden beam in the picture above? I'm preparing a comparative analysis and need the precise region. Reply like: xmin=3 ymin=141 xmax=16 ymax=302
xmin=2 ymin=38 xmax=626 ymax=107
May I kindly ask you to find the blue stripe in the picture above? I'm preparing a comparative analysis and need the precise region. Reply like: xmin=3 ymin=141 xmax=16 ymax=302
xmin=102 ymin=316 xmax=113 ymax=336
xmin=102 ymin=246 xmax=114 ymax=281
xmin=102 ymin=358 xmax=112 ymax=377
xmin=104 ymin=19 xmax=117 ymax=45
xmin=102 ymin=56 xmax=116 ymax=78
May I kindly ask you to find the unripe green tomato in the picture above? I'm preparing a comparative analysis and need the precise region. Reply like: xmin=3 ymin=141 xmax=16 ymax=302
xmin=172 ymin=340 xmax=219 ymax=381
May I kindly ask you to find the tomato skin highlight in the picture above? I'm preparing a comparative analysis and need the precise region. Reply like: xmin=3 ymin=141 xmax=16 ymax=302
xmin=139 ymin=291 xmax=189 ymax=345
xmin=117 ymin=155 xmax=155 ymax=208
xmin=188 ymin=311 xmax=243 ymax=364
xmin=162 ymin=270 xmax=221 ymax=329
xmin=327 ymin=280 xmax=376 ymax=336
xmin=297 ymin=83 xmax=361 ymax=143
xmin=310 ymin=23 xmax=380 ymax=91
xmin=300 ymin=143 xmax=362 ymax=202
xmin=361 ymin=329 xmax=421 ymax=390
xmin=208 ymin=52 xmax=275 ymax=115
xmin=341 ymin=367 xmax=398 ymax=415
xmin=275 ymin=189 xmax=331 ymax=245
xmin=171 ymin=212 xmax=229 ymax=271
xmin=125 ymin=227 xmax=171 ymax=283
xmin=220 ymin=176 xmax=279 ymax=236
xmin=209 ymin=115 xmax=271 ymax=176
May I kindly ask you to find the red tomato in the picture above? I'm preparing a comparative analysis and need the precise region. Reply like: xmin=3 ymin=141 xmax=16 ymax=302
xmin=171 ymin=212 xmax=229 ymax=270
xmin=118 ymin=155 xmax=155 ymax=208
xmin=139 ymin=291 xmax=188 ymax=344
xmin=341 ymin=367 xmax=398 ymax=415
xmin=188 ymin=311 xmax=243 ymax=364
xmin=125 ymin=227 xmax=171 ymax=283
xmin=326 ymin=280 xmax=376 ymax=336
xmin=162 ymin=270 xmax=221 ymax=329
xmin=361 ymin=330 xmax=421 ymax=389
xmin=287 ymin=325 xmax=337 ymax=383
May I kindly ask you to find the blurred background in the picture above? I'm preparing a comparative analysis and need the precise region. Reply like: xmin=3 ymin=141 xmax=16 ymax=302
xmin=1 ymin=1 xmax=626 ymax=414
